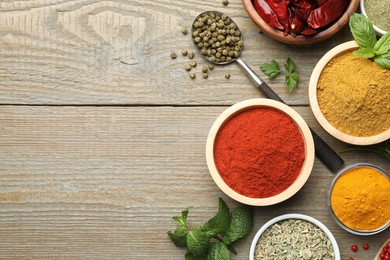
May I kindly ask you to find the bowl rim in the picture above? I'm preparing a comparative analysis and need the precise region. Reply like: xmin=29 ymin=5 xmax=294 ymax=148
xmin=241 ymin=0 xmax=360 ymax=45
xmin=328 ymin=162 xmax=390 ymax=236
xmin=249 ymin=213 xmax=341 ymax=260
xmin=205 ymin=98 xmax=315 ymax=206
xmin=308 ymin=40 xmax=390 ymax=145
xmin=360 ymin=0 xmax=387 ymax=36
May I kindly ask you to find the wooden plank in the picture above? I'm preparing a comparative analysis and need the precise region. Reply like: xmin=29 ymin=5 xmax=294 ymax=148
xmin=0 ymin=106 xmax=388 ymax=259
xmin=0 ymin=0 xmax=353 ymax=106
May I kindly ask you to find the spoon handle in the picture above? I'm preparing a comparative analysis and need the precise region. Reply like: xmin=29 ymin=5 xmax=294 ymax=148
xmin=235 ymin=58 xmax=344 ymax=173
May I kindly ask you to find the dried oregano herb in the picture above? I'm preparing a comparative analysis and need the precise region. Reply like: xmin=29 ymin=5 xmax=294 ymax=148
xmin=254 ymin=219 xmax=335 ymax=260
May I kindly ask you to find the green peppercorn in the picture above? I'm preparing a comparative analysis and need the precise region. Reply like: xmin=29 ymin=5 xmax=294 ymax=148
xmin=185 ymin=64 xmax=192 ymax=71
xmin=208 ymin=64 xmax=214 ymax=70
xmin=189 ymin=73 xmax=196 ymax=79
xmin=170 ymin=52 xmax=177 ymax=59
xmin=188 ymin=52 xmax=195 ymax=59
xmin=190 ymin=61 xmax=197 ymax=67
xmin=225 ymin=72 xmax=230 ymax=79
xmin=202 ymin=73 xmax=208 ymax=79
xmin=202 ymin=66 xmax=208 ymax=73
xmin=181 ymin=49 xmax=188 ymax=56
xmin=182 ymin=27 xmax=188 ymax=35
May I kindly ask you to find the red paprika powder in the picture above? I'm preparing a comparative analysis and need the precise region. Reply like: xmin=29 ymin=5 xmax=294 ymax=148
xmin=214 ymin=107 xmax=305 ymax=198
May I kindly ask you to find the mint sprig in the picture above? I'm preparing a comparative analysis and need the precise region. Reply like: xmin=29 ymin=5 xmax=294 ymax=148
xmin=260 ymin=58 xmax=300 ymax=92
xmin=349 ymin=13 xmax=390 ymax=69
xmin=168 ymin=198 xmax=253 ymax=259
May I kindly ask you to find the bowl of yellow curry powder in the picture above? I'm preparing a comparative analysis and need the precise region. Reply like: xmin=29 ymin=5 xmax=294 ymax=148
xmin=328 ymin=163 xmax=390 ymax=235
xmin=309 ymin=41 xmax=390 ymax=145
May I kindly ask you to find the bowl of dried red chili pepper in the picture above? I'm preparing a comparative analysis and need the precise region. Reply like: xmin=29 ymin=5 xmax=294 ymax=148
xmin=205 ymin=98 xmax=315 ymax=206
xmin=242 ymin=0 xmax=359 ymax=45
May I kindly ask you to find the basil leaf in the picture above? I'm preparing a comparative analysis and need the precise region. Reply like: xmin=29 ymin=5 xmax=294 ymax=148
xmin=260 ymin=60 xmax=281 ymax=79
xmin=172 ymin=206 xmax=192 ymax=227
xmin=202 ymin=198 xmax=231 ymax=237
xmin=349 ymin=13 xmax=377 ymax=49
xmin=353 ymin=48 xmax=376 ymax=59
xmin=374 ymin=32 xmax=390 ymax=55
xmin=285 ymin=72 xmax=300 ymax=92
xmin=187 ymin=228 xmax=210 ymax=257
xmin=221 ymin=205 xmax=253 ymax=245
xmin=284 ymin=57 xmax=296 ymax=73
xmin=206 ymin=242 xmax=231 ymax=260
xmin=168 ymin=226 xmax=188 ymax=247
xmin=374 ymin=52 xmax=390 ymax=69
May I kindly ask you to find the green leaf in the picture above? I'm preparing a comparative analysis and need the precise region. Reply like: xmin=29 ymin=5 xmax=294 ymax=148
xmin=185 ymin=252 xmax=206 ymax=260
xmin=349 ymin=13 xmax=377 ymax=49
xmin=374 ymin=52 xmax=390 ymax=69
xmin=221 ymin=205 xmax=253 ymax=245
xmin=285 ymin=72 xmax=300 ymax=92
xmin=284 ymin=57 xmax=296 ymax=73
xmin=206 ymin=242 xmax=231 ymax=260
xmin=202 ymin=198 xmax=231 ymax=237
xmin=260 ymin=60 xmax=281 ymax=79
xmin=353 ymin=48 xmax=376 ymax=59
xmin=374 ymin=32 xmax=390 ymax=55
xmin=168 ymin=226 xmax=187 ymax=247
xmin=172 ymin=206 xmax=192 ymax=227
xmin=187 ymin=228 xmax=210 ymax=257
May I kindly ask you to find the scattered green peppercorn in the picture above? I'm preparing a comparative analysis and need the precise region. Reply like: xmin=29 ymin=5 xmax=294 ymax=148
xmin=185 ymin=64 xmax=192 ymax=71
xmin=182 ymin=27 xmax=188 ymax=35
xmin=189 ymin=73 xmax=196 ymax=79
xmin=170 ymin=52 xmax=177 ymax=59
xmin=190 ymin=61 xmax=197 ymax=67
xmin=181 ymin=49 xmax=188 ymax=56
xmin=202 ymin=66 xmax=208 ymax=73
xmin=203 ymin=73 xmax=208 ymax=79
xmin=208 ymin=64 xmax=214 ymax=70
xmin=188 ymin=52 xmax=195 ymax=59
xmin=225 ymin=72 xmax=230 ymax=79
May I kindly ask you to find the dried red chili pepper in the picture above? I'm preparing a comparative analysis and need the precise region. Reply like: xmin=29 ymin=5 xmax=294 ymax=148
xmin=291 ymin=0 xmax=311 ymax=9
xmin=301 ymin=27 xmax=317 ymax=35
xmin=307 ymin=0 xmax=347 ymax=28
xmin=254 ymin=0 xmax=284 ymax=30
xmin=315 ymin=0 xmax=329 ymax=6
xmin=290 ymin=6 xmax=312 ymax=20
xmin=265 ymin=0 xmax=290 ymax=35
xmin=288 ymin=8 xmax=304 ymax=35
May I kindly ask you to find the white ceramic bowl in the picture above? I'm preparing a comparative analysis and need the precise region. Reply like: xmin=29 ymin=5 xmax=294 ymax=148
xmin=206 ymin=98 xmax=315 ymax=206
xmin=249 ymin=213 xmax=341 ymax=260
xmin=360 ymin=0 xmax=387 ymax=36
xmin=309 ymin=41 xmax=390 ymax=145
xmin=328 ymin=163 xmax=390 ymax=236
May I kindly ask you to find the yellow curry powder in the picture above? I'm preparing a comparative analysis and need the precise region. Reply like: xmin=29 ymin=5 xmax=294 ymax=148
xmin=317 ymin=51 xmax=390 ymax=137
xmin=331 ymin=167 xmax=390 ymax=231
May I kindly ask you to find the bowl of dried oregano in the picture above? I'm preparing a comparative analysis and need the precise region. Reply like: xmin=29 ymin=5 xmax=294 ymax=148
xmin=249 ymin=213 xmax=340 ymax=260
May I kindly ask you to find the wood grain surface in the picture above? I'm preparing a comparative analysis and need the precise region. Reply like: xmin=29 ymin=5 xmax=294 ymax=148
xmin=0 ymin=0 xmax=389 ymax=259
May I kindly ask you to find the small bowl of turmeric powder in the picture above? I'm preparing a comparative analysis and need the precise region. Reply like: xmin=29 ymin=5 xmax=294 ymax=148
xmin=309 ymin=41 xmax=390 ymax=145
xmin=328 ymin=163 xmax=390 ymax=235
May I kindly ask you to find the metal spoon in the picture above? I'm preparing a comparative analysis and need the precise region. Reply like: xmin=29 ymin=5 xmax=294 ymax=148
xmin=191 ymin=10 xmax=344 ymax=173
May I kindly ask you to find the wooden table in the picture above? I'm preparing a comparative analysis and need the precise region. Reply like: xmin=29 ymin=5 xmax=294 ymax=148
xmin=0 ymin=0 xmax=388 ymax=259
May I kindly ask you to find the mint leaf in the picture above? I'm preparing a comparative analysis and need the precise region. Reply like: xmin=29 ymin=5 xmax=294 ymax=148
xmin=353 ymin=48 xmax=376 ymax=59
xmin=221 ymin=205 xmax=253 ymax=245
xmin=285 ymin=72 xmax=300 ymax=92
xmin=374 ymin=33 xmax=390 ymax=55
xmin=172 ymin=206 xmax=192 ymax=227
xmin=374 ymin=52 xmax=390 ymax=69
xmin=202 ymin=198 xmax=231 ymax=237
xmin=168 ymin=226 xmax=187 ymax=247
xmin=349 ymin=13 xmax=377 ymax=49
xmin=206 ymin=242 xmax=230 ymax=260
xmin=284 ymin=57 xmax=296 ymax=73
xmin=187 ymin=228 xmax=210 ymax=257
xmin=260 ymin=60 xmax=281 ymax=79
xmin=185 ymin=252 xmax=205 ymax=260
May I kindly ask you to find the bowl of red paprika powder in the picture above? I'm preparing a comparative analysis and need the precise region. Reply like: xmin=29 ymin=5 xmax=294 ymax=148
xmin=241 ymin=0 xmax=359 ymax=45
xmin=206 ymin=98 xmax=315 ymax=206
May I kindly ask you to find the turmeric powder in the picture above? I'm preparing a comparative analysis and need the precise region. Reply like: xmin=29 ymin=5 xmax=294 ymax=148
xmin=317 ymin=51 xmax=390 ymax=137
xmin=330 ymin=166 xmax=390 ymax=231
